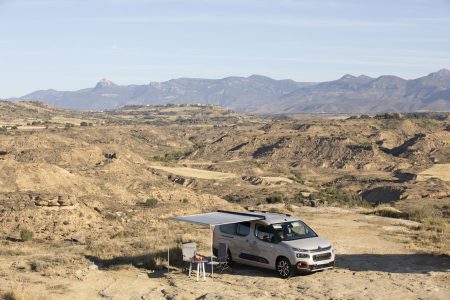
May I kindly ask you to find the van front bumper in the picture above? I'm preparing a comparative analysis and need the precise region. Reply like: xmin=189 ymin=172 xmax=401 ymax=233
xmin=296 ymin=260 xmax=335 ymax=272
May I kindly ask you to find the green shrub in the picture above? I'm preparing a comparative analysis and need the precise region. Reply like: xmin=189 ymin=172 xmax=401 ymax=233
xmin=20 ymin=228 xmax=33 ymax=241
xmin=144 ymin=198 xmax=158 ymax=208
xmin=291 ymin=170 xmax=303 ymax=183
xmin=152 ymin=150 xmax=192 ymax=162
xmin=193 ymin=142 xmax=205 ymax=150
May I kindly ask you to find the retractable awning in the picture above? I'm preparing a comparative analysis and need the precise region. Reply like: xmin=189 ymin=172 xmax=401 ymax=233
xmin=167 ymin=210 xmax=266 ymax=279
xmin=169 ymin=210 xmax=265 ymax=226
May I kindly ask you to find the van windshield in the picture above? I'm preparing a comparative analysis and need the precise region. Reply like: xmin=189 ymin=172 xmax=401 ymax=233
xmin=272 ymin=221 xmax=318 ymax=241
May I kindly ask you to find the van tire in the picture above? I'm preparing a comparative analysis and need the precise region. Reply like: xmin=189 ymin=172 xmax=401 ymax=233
xmin=226 ymin=250 xmax=233 ymax=265
xmin=276 ymin=257 xmax=293 ymax=279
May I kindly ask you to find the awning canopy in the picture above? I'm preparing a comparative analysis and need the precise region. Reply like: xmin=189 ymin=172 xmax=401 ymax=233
xmin=170 ymin=210 xmax=265 ymax=226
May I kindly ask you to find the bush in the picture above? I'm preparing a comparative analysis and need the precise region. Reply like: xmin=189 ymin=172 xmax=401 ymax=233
xmin=152 ymin=150 xmax=192 ymax=162
xmin=80 ymin=121 xmax=88 ymax=126
xmin=266 ymin=193 xmax=284 ymax=204
xmin=2 ymin=291 xmax=18 ymax=300
xmin=144 ymin=198 xmax=158 ymax=208
xmin=20 ymin=228 xmax=33 ymax=241
xmin=291 ymin=170 xmax=303 ymax=183
xmin=193 ymin=142 xmax=205 ymax=150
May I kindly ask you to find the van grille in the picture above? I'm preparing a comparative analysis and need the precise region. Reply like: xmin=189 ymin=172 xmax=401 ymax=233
xmin=309 ymin=246 xmax=331 ymax=253
xmin=313 ymin=252 xmax=331 ymax=261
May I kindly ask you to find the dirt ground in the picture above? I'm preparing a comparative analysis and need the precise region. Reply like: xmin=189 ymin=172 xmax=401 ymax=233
xmin=1 ymin=207 xmax=449 ymax=300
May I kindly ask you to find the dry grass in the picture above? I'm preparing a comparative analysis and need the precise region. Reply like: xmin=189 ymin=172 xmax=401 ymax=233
xmin=0 ymin=246 xmax=26 ymax=256
xmin=369 ymin=205 xmax=408 ymax=219
xmin=368 ymin=204 xmax=450 ymax=255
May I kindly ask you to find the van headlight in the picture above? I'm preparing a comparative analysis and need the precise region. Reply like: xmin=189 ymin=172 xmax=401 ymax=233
xmin=296 ymin=253 xmax=310 ymax=258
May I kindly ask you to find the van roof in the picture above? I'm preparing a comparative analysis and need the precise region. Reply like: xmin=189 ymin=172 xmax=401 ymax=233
xmin=219 ymin=210 xmax=299 ymax=224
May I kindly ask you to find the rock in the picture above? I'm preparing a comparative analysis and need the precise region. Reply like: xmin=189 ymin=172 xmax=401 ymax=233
xmin=104 ymin=152 xmax=117 ymax=159
xmin=58 ymin=195 xmax=73 ymax=206
xmin=48 ymin=200 xmax=60 ymax=206
xmin=300 ymin=192 xmax=311 ymax=199
xmin=242 ymin=175 xmax=264 ymax=185
xmin=169 ymin=174 xmax=185 ymax=185
xmin=35 ymin=200 xmax=48 ymax=206
xmin=69 ymin=234 xmax=86 ymax=244
xmin=168 ymin=175 xmax=196 ymax=187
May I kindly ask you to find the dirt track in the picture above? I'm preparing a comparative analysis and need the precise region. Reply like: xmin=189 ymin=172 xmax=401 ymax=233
xmin=2 ymin=207 xmax=449 ymax=299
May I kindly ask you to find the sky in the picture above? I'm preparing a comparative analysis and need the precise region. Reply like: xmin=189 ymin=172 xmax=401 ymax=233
xmin=0 ymin=0 xmax=450 ymax=98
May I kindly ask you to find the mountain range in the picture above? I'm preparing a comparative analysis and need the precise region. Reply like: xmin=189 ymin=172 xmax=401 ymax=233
xmin=7 ymin=69 xmax=450 ymax=114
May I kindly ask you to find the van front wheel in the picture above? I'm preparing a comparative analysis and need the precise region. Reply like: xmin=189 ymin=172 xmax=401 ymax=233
xmin=276 ymin=257 xmax=293 ymax=279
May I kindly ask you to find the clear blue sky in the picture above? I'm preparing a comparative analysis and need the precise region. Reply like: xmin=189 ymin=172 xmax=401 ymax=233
xmin=1 ymin=0 xmax=449 ymax=97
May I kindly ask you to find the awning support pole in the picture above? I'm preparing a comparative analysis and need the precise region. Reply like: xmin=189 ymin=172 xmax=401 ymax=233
xmin=210 ymin=224 xmax=214 ymax=279
xmin=167 ymin=220 xmax=170 ymax=276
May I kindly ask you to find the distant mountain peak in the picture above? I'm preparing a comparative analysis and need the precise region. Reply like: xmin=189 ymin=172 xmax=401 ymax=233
xmin=95 ymin=78 xmax=116 ymax=89
xmin=341 ymin=74 xmax=355 ymax=79
xmin=429 ymin=68 xmax=450 ymax=79
xmin=248 ymin=74 xmax=272 ymax=80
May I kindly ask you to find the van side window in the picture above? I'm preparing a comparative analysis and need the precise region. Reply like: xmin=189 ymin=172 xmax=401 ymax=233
xmin=236 ymin=222 xmax=250 ymax=236
xmin=220 ymin=223 xmax=236 ymax=235
xmin=254 ymin=223 xmax=275 ymax=243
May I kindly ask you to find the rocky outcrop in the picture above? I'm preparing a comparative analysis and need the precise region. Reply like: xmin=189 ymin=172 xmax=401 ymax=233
xmin=168 ymin=175 xmax=196 ymax=188
xmin=34 ymin=195 xmax=74 ymax=207
xmin=242 ymin=176 xmax=264 ymax=185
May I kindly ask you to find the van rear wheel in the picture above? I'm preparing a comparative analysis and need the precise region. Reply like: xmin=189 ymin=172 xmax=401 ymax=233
xmin=276 ymin=257 xmax=293 ymax=279
xmin=227 ymin=250 xmax=232 ymax=264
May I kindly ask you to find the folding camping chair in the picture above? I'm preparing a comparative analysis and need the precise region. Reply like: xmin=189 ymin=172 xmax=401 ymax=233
xmin=208 ymin=242 xmax=232 ymax=273
xmin=182 ymin=242 xmax=197 ymax=277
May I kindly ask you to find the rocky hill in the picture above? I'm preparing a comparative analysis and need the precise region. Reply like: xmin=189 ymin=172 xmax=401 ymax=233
xmin=259 ymin=69 xmax=450 ymax=114
xmin=1 ymin=102 xmax=449 ymax=299
xmin=8 ymin=69 xmax=450 ymax=113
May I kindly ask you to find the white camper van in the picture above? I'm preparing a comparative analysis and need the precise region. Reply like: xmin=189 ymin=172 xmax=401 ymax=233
xmin=213 ymin=210 xmax=335 ymax=278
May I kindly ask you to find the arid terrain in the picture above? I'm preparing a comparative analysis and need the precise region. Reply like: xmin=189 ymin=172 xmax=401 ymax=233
xmin=0 ymin=101 xmax=449 ymax=299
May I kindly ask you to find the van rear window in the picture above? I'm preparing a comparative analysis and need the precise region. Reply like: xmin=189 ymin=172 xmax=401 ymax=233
xmin=236 ymin=222 xmax=250 ymax=236
xmin=219 ymin=223 xmax=236 ymax=235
